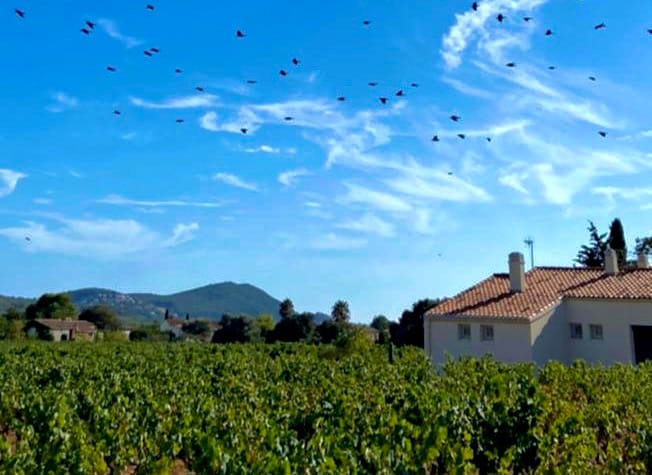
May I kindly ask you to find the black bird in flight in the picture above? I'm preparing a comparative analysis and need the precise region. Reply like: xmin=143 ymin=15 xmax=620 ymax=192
xmin=486 ymin=137 xmax=492 ymax=142
xmin=446 ymin=173 xmax=453 ymax=177
xmin=457 ymin=134 xmax=466 ymax=140
xmin=279 ymin=70 xmax=288 ymax=76
xmin=86 ymin=21 xmax=95 ymax=29
xmin=240 ymin=128 xmax=248 ymax=134
xmin=146 ymin=4 xmax=155 ymax=11
xmin=106 ymin=66 xmax=117 ymax=72
xmin=236 ymin=30 xmax=246 ymax=38
xmin=496 ymin=13 xmax=505 ymax=23
xmin=362 ymin=20 xmax=371 ymax=26
xmin=506 ymin=62 xmax=516 ymax=67
xmin=598 ymin=131 xmax=607 ymax=137
xmin=450 ymin=115 xmax=461 ymax=122
xmin=588 ymin=76 xmax=596 ymax=81
xmin=524 ymin=16 xmax=533 ymax=22
xmin=144 ymin=50 xmax=153 ymax=57
xmin=25 ymin=236 xmax=31 ymax=242
xmin=175 ymin=68 xmax=183 ymax=74
xmin=432 ymin=135 xmax=440 ymax=142
xmin=150 ymin=47 xmax=160 ymax=53
xmin=368 ymin=82 xmax=378 ymax=87
xmin=195 ymin=86 xmax=205 ymax=92
xmin=176 ymin=119 xmax=185 ymax=123
xmin=292 ymin=58 xmax=300 ymax=66
xmin=379 ymin=97 xmax=388 ymax=104
xmin=15 ymin=9 xmax=25 ymax=18
xmin=594 ymin=23 xmax=606 ymax=30
xmin=246 ymin=80 xmax=257 ymax=84
xmin=545 ymin=29 xmax=553 ymax=36
xmin=337 ymin=96 xmax=346 ymax=101
xmin=113 ymin=110 xmax=121 ymax=115
xmin=472 ymin=2 xmax=478 ymax=11
xmin=648 ymin=29 xmax=652 ymax=35
xmin=284 ymin=116 xmax=294 ymax=121
xmin=81 ymin=28 xmax=91 ymax=35
xmin=410 ymin=83 xmax=419 ymax=88
xmin=548 ymin=65 xmax=556 ymax=70
xmin=395 ymin=90 xmax=404 ymax=97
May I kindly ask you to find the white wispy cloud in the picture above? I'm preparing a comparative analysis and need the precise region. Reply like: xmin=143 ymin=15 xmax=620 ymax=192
xmin=244 ymin=145 xmax=280 ymax=154
xmin=341 ymin=183 xmax=413 ymax=212
xmin=46 ymin=92 xmax=79 ymax=113
xmin=213 ymin=172 xmax=258 ymax=191
xmin=97 ymin=19 xmax=143 ymax=48
xmin=278 ymin=168 xmax=309 ymax=187
xmin=441 ymin=77 xmax=493 ymax=99
xmin=337 ymin=213 xmax=395 ymax=238
xmin=441 ymin=0 xmax=548 ymax=69
xmin=97 ymin=194 xmax=224 ymax=209
xmin=592 ymin=186 xmax=652 ymax=203
xmin=0 ymin=217 xmax=198 ymax=258
xmin=33 ymin=198 xmax=53 ymax=205
xmin=0 ymin=169 xmax=26 ymax=198
xmin=310 ymin=232 xmax=367 ymax=251
xmin=131 ymin=94 xmax=219 ymax=109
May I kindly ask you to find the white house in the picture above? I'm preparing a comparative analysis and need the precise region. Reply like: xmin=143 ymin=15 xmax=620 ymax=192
xmin=424 ymin=249 xmax=652 ymax=365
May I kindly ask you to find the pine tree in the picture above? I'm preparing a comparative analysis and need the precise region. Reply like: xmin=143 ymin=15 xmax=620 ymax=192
xmin=608 ymin=218 xmax=627 ymax=269
xmin=279 ymin=299 xmax=295 ymax=320
xmin=575 ymin=221 xmax=608 ymax=268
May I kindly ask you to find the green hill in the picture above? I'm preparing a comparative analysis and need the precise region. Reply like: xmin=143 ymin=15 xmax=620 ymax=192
xmin=0 ymin=283 xmax=307 ymax=323
xmin=131 ymin=282 xmax=281 ymax=321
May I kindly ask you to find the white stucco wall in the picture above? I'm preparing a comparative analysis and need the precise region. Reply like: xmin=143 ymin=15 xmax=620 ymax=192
xmin=425 ymin=316 xmax=532 ymax=364
xmin=564 ymin=299 xmax=652 ymax=365
xmin=530 ymin=305 xmax=568 ymax=365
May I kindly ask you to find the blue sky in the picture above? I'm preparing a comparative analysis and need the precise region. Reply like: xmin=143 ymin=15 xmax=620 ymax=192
xmin=1 ymin=0 xmax=652 ymax=322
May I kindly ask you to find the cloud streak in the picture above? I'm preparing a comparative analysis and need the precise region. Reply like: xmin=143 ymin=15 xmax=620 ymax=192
xmin=97 ymin=194 xmax=224 ymax=209
xmin=213 ymin=172 xmax=258 ymax=191
xmin=97 ymin=19 xmax=143 ymax=48
xmin=131 ymin=95 xmax=219 ymax=109
xmin=0 ymin=169 xmax=26 ymax=198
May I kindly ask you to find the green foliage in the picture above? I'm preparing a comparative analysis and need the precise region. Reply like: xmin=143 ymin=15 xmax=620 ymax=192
xmin=25 ymin=293 xmax=77 ymax=321
xmin=212 ymin=315 xmax=257 ymax=343
xmin=575 ymin=220 xmax=608 ymax=267
xmin=129 ymin=329 xmax=149 ymax=341
xmin=608 ymin=218 xmax=627 ymax=268
xmin=256 ymin=314 xmax=275 ymax=340
xmin=79 ymin=305 xmax=121 ymax=331
xmin=316 ymin=319 xmax=340 ymax=344
xmin=391 ymin=298 xmax=441 ymax=348
xmin=181 ymin=320 xmax=211 ymax=337
xmin=3 ymin=345 xmax=652 ymax=473
xmin=270 ymin=312 xmax=316 ymax=343
xmin=278 ymin=298 xmax=295 ymax=320
xmin=330 ymin=300 xmax=350 ymax=325
xmin=636 ymin=236 xmax=652 ymax=255
xmin=0 ymin=318 xmax=24 ymax=341
xmin=2 ymin=307 xmax=23 ymax=321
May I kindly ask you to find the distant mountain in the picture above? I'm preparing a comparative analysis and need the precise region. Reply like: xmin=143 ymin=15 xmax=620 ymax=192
xmin=0 ymin=296 xmax=33 ymax=314
xmin=131 ymin=282 xmax=281 ymax=321
xmin=0 ymin=282 xmax=329 ymax=324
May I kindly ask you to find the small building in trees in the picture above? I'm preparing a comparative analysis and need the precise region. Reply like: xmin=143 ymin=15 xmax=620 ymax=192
xmin=425 ymin=250 xmax=652 ymax=365
xmin=25 ymin=319 xmax=97 ymax=342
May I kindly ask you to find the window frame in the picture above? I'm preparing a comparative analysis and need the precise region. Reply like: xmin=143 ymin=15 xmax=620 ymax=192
xmin=590 ymin=324 xmax=604 ymax=341
xmin=458 ymin=323 xmax=471 ymax=341
xmin=570 ymin=323 xmax=583 ymax=340
xmin=480 ymin=324 xmax=494 ymax=342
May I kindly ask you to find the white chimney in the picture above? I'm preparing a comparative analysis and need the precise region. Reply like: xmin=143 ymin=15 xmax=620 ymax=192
xmin=509 ymin=252 xmax=526 ymax=292
xmin=604 ymin=247 xmax=619 ymax=275
xmin=637 ymin=252 xmax=649 ymax=269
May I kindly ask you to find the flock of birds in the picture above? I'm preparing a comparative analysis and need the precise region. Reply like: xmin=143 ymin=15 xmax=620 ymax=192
xmin=11 ymin=3 xmax=652 ymax=143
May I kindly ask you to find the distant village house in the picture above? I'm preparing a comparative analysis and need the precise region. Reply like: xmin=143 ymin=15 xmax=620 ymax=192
xmin=25 ymin=319 xmax=97 ymax=342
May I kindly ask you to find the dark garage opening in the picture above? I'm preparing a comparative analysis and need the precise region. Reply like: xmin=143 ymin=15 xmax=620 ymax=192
xmin=632 ymin=326 xmax=652 ymax=364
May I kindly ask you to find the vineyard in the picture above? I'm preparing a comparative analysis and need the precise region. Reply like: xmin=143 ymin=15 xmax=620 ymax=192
xmin=1 ymin=343 xmax=652 ymax=474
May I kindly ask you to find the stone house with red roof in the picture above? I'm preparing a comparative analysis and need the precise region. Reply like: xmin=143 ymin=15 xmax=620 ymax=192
xmin=425 ymin=249 xmax=652 ymax=365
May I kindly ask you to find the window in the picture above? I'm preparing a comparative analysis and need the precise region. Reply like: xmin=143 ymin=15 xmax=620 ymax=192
xmin=570 ymin=323 xmax=583 ymax=340
xmin=481 ymin=325 xmax=494 ymax=342
xmin=458 ymin=323 xmax=471 ymax=340
xmin=590 ymin=324 xmax=604 ymax=340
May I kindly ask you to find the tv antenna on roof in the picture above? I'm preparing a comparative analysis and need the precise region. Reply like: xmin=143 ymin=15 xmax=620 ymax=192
xmin=524 ymin=236 xmax=535 ymax=269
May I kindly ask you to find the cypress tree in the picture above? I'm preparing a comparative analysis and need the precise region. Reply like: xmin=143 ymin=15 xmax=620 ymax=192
xmin=608 ymin=218 xmax=627 ymax=269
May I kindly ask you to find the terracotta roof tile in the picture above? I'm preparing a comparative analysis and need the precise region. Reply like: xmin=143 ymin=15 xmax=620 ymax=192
xmin=428 ymin=267 xmax=652 ymax=321
xmin=34 ymin=319 xmax=97 ymax=332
